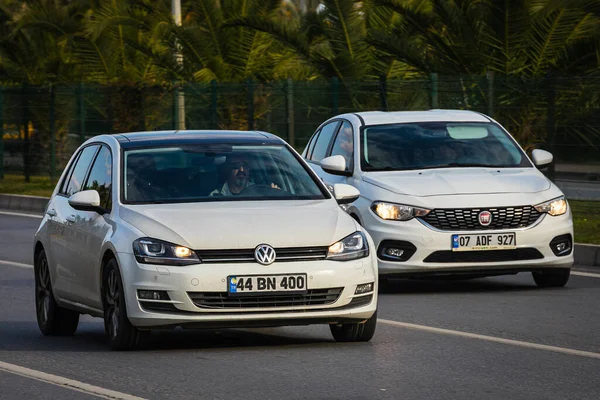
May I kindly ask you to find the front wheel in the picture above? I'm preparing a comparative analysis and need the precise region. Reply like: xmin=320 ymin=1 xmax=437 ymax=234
xmin=103 ymin=259 xmax=149 ymax=350
xmin=532 ymin=268 xmax=571 ymax=288
xmin=34 ymin=249 xmax=79 ymax=336
xmin=330 ymin=310 xmax=377 ymax=342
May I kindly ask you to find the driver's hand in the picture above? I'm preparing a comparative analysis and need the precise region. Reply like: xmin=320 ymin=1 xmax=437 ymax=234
xmin=271 ymin=183 xmax=281 ymax=190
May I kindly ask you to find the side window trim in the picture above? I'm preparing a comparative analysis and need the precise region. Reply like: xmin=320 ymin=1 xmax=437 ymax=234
xmin=59 ymin=151 xmax=82 ymax=195
xmin=64 ymin=144 xmax=100 ymax=198
xmin=79 ymin=145 xmax=101 ymax=195
xmin=310 ymin=120 xmax=341 ymax=162
xmin=307 ymin=129 xmax=321 ymax=161
xmin=324 ymin=120 xmax=345 ymax=159
xmin=82 ymin=144 xmax=113 ymax=212
xmin=82 ymin=144 xmax=112 ymax=189
xmin=328 ymin=119 xmax=354 ymax=173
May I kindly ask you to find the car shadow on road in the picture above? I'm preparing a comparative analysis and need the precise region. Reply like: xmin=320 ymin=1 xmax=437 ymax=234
xmin=378 ymin=275 xmax=544 ymax=295
xmin=0 ymin=321 xmax=340 ymax=352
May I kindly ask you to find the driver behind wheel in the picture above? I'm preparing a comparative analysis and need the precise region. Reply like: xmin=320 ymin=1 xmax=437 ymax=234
xmin=210 ymin=153 xmax=279 ymax=196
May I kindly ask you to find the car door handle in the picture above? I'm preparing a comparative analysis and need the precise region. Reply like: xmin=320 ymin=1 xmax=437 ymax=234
xmin=66 ymin=216 xmax=76 ymax=224
xmin=46 ymin=209 xmax=57 ymax=217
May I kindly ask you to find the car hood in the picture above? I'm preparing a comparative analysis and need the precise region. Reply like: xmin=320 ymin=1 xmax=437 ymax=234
xmin=119 ymin=200 xmax=355 ymax=250
xmin=362 ymin=168 xmax=551 ymax=197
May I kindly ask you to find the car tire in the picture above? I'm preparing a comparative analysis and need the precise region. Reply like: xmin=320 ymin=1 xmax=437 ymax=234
xmin=103 ymin=259 xmax=149 ymax=350
xmin=330 ymin=310 xmax=377 ymax=342
xmin=35 ymin=249 xmax=80 ymax=336
xmin=532 ymin=268 xmax=571 ymax=288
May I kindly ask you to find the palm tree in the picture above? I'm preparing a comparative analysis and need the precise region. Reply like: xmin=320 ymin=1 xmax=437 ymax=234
xmin=368 ymin=0 xmax=600 ymax=153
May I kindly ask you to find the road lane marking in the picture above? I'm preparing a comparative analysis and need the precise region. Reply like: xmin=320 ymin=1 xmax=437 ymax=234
xmin=572 ymin=271 xmax=600 ymax=278
xmin=0 ymin=360 xmax=147 ymax=400
xmin=0 ymin=211 xmax=43 ymax=218
xmin=0 ymin=260 xmax=33 ymax=269
xmin=379 ymin=319 xmax=600 ymax=360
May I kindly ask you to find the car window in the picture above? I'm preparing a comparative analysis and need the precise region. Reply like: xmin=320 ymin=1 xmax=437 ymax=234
xmin=64 ymin=145 xmax=99 ymax=197
xmin=361 ymin=122 xmax=531 ymax=171
xmin=123 ymin=144 xmax=329 ymax=203
xmin=59 ymin=151 xmax=82 ymax=195
xmin=329 ymin=121 xmax=354 ymax=172
xmin=304 ymin=129 xmax=320 ymax=159
xmin=310 ymin=121 xmax=340 ymax=162
xmin=83 ymin=146 xmax=112 ymax=211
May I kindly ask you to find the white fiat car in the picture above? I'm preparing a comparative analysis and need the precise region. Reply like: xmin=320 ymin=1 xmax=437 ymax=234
xmin=303 ymin=110 xmax=574 ymax=287
xmin=33 ymin=131 xmax=378 ymax=350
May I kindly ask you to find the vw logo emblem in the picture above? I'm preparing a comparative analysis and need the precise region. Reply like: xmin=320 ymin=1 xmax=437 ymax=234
xmin=478 ymin=211 xmax=492 ymax=226
xmin=254 ymin=244 xmax=276 ymax=265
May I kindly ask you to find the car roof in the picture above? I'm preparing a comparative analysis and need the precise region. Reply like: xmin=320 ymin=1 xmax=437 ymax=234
xmin=115 ymin=130 xmax=283 ymax=148
xmin=352 ymin=109 xmax=492 ymax=126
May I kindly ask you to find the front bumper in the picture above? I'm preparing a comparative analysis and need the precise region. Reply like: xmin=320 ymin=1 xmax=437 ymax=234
xmin=363 ymin=208 xmax=574 ymax=276
xmin=116 ymin=253 xmax=378 ymax=328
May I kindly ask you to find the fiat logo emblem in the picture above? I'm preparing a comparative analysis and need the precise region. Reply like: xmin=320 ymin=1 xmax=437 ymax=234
xmin=478 ymin=211 xmax=492 ymax=226
xmin=254 ymin=244 xmax=276 ymax=265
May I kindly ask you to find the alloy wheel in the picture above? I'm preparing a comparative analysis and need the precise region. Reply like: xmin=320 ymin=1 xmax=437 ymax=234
xmin=36 ymin=256 xmax=51 ymax=325
xmin=105 ymin=269 xmax=121 ymax=340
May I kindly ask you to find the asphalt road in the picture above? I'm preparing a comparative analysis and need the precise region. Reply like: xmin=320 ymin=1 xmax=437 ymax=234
xmin=1 ymin=211 xmax=599 ymax=400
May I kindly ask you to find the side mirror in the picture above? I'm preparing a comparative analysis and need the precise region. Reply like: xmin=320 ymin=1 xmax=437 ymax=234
xmin=68 ymin=190 xmax=107 ymax=215
xmin=333 ymin=183 xmax=360 ymax=205
xmin=532 ymin=149 xmax=553 ymax=168
xmin=320 ymin=155 xmax=351 ymax=176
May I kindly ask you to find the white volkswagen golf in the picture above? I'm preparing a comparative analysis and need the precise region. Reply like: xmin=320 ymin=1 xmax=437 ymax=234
xmin=303 ymin=110 xmax=574 ymax=287
xmin=33 ymin=131 xmax=378 ymax=350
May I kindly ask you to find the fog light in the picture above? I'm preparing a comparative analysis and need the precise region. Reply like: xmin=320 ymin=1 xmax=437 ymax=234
xmin=385 ymin=248 xmax=404 ymax=258
xmin=549 ymin=234 xmax=573 ymax=256
xmin=377 ymin=240 xmax=417 ymax=262
xmin=355 ymin=282 xmax=374 ymax=294
xmin=553 ymin=241 xmax=571 ymax=256
xmin=137 ymin=290 xmax=170 ymax=300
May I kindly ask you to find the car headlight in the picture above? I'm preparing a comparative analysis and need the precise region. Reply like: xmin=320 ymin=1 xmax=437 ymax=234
xmin=371 ymin=201 xmax=431 ymax=221
xmin=534 ymin=196 xmax=567 ymax=216
xmin=327 ymin=231 xmax=369 ymax=261
xmin=133 ymin=238 xmax=200 ymax=266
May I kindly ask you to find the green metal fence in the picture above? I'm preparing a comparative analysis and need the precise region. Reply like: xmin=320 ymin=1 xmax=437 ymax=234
xmin=1 ymin=75 xmax=599 ymax=183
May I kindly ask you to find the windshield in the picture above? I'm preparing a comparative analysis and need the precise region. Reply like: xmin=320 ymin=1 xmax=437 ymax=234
xmin=361 ymin=122 xmax=531 ymax=171
xmin=123 ymin=144 xmax=328 ymax=203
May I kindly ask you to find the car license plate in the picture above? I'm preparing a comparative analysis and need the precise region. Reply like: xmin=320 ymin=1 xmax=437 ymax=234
xmin=451 ymin=233 xmax=516 ymax=251
xmin=227 ymin=274 xmax=307 ymax=295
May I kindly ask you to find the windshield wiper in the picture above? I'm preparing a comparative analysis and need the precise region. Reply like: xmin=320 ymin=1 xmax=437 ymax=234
xmin=443 ymin=163 xmax=508 ymax=168
xmin=364 ymin=163 xmax=511 ymax=171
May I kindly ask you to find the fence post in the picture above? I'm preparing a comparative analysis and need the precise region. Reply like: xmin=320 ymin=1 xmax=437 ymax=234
xmin=379 ymin=75 xmax=388 ymax=111
xmin=173 ymin=83 xmax=180 ymax=130
xmin=78 ymin=83 xmax=86 ymax=144
xmin=546 ymin=74 xmax=556 ymax=181
xmin=49 ymin=84 xmax=56 ymax=183
xmin=286 ymin=78 xmax=295 ymax=148
xmin=486 ymin=71 xmax=495 ymax=118
xmin=0 ymin=86 xmax=4 ymax=180
xmin=430 ymin=73 xmax=438 ymax=109
xmin=331 ymin=76 xmax=339 ymax=115
xmin=22 ymin=83 xmax=30 ymax=182
xmin=247 ymin=79 xmax=254 ymax=131
xmin=211 ymin=80 xmax=218 ymax=129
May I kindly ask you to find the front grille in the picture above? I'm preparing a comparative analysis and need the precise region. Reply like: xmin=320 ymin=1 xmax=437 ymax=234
xmin=188 ymin=288 xmax=343 ymax=309
xmin=423 ymin=248 xmax=544 ymax=263
xmin=195 ymin=246 xmax=328 ymax=263
xmin=420 ymin=206 xmax=542 ymax=231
